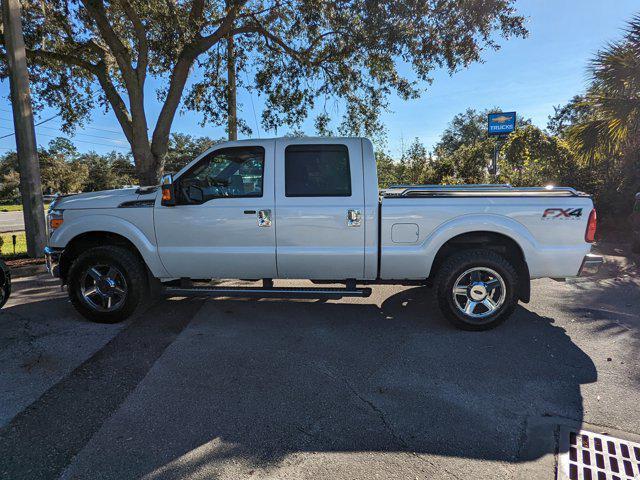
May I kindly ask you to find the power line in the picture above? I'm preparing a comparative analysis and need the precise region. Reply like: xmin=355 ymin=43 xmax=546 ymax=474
xmin=33 ymin=124 xmax=127 ymax=143
xmin=1 ymin=116 xmax=128 ymax=145
xmin=31 ymin=132 xmax=130 ymax=150
xmin=72 ymin=123 xmax=123 ymax=134
xmin=27 ymin=121 xmax=125 ymax=136
xmin=0 ymin=114 xmax=58 ymax=139
xmin=0 ymin=131 xmax=130 ymax=150
xmin=1 ymin=112 xmax=125 ymax=135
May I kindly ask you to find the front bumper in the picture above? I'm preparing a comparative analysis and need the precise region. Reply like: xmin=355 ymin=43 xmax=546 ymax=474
xmin=44 ymin=246 xmax=63 ymax=277
xmin=578 ymin=254 xmax=604 ymax=276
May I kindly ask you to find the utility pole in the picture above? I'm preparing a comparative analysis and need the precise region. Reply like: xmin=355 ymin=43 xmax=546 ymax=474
xmin=2 ymin=0 xmax=47 ymax=257
xmin=227 ymin=33 xmax=237 ymax=141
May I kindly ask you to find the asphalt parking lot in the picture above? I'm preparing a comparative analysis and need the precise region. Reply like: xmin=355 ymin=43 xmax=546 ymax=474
xmin=0 ymin=250 xmax=638 ymax=480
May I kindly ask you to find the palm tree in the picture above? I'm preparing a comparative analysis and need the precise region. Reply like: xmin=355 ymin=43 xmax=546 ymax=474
xmin=567 ymin=15 xmax=640 ymax=161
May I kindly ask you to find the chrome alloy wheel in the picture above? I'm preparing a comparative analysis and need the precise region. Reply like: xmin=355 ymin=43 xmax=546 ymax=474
xmin=452 ymin=267 xmax=506 ymax=319
xmin=80 ymin=264 xmax=127 ymax=312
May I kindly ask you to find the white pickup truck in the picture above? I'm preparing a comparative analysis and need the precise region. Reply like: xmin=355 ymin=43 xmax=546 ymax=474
xmin=44 ymin=137 xmax=602 ymax=330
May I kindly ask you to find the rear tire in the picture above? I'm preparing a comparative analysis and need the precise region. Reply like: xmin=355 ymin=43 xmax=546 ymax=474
xmin=68 ymin=245 xmax=145 ymax=323
xmin=435 ymin=249 xmax=519 ymax=331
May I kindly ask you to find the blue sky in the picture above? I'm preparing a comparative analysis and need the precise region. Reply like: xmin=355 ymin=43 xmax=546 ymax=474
xmin=1 ymin=0 xmax=638 ymax=158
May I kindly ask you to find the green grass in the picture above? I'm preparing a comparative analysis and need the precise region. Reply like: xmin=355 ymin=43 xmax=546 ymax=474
xmin=0 ymin=204 xmax=25 ymax=212
xmin=0 ymin=231 xmax=27 ymax=259
xmin=0 ymin=203 xmax=50 ymax=212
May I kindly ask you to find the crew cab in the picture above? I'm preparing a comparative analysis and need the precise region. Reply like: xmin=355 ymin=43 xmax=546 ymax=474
xmin=44 ymin=137 xmax=602 ymax=330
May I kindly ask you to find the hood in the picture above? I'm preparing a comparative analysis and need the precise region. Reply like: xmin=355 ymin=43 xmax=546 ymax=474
xmin=52 ymin=187 xmax=159 ymax=210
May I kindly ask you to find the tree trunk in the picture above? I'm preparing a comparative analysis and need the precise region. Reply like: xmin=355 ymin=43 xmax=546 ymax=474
xmin=131 ymin=140 xmax=162 ymax=185
xmin=227 ymin=34 xmax=237 ymax=141
xmin=136 ymin=158 xmax=163 ymax=186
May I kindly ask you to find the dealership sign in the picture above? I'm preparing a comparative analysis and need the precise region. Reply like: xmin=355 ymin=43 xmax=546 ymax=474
xmin=487 ymin=112 xmax=516 ymax=136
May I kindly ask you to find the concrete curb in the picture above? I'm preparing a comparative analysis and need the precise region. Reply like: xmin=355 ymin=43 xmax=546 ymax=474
xmin=516 ymin=416 xmax=640 ymax=480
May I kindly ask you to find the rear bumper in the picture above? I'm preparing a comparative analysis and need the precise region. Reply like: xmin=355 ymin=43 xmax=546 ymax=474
xmin=44 ymin=246 xmax=63 ymax=277
xmin=578 ymin=254 xmax=603 ymax=276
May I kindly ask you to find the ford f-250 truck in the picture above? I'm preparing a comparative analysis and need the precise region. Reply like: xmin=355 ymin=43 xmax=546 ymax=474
xmin=44 ymin=137 xmax=602 ymax=330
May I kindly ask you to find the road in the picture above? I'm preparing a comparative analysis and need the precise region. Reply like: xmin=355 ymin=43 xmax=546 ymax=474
xmin=0 ymin=211 xmax=24 ymax=233
xmin=0 ymin=253 xmax=638 ymax=480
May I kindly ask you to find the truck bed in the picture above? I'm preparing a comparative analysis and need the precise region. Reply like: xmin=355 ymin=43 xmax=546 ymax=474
xmin=378 ymin=184 xmax=593 ymax=280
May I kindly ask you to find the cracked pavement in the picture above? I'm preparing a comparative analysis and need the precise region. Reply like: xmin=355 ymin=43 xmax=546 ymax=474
xmin=0 ymin=250 xmax=639 ymax=480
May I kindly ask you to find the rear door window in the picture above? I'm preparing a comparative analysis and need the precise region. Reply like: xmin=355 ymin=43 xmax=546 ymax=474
xmin=284 ymin=144 xmax=351 ymax=197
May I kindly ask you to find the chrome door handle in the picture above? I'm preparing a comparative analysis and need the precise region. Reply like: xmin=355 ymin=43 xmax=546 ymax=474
xmin=347 ymin=209 xmax=362 ymax=227
xmin=258 ymin=209 xmax=272 ymax=227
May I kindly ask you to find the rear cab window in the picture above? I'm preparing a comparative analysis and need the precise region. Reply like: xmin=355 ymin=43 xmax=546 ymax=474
xmin=284 ymin=144 xmax=351 ymax=197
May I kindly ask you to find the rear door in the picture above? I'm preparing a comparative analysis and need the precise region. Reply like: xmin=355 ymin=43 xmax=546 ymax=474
xmin=274 ymin=138 xmax=365 ymax=279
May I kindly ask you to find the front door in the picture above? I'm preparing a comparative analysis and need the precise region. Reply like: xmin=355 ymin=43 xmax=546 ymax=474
xmin=274 ymin=138 xmax=365 ymax=279
xmin=154 ymin=141 xmax=276 ymax=279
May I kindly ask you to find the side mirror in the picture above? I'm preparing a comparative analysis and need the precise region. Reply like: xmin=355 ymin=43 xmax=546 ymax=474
xmin=187 ymin=185 xmax=204 ymax=203
xmin=161 ymin=174 xmax=176 ymax=206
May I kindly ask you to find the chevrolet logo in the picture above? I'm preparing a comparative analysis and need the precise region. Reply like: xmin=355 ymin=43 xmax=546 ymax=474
xmin=492 ymin=115 xmax=512 ymax=123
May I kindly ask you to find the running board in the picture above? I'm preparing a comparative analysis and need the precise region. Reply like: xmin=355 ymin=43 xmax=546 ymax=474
xmin=162 ymin=285 xmax=372 ymax=299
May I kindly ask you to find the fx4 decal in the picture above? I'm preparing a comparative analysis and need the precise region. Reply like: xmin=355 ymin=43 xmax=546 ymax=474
xmin=542 ymin=208 xmax=583 ymax=220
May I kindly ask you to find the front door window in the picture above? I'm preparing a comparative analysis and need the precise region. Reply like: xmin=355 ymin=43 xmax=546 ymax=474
xmin=178 ymin=146 xmax=264 ymax=204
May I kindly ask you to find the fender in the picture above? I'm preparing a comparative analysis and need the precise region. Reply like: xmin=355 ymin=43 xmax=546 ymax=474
xmin=422 ymin=214 xmax=537 ymax=276
xmin=50 ymin=214 xmax=170 ymax=278
xmin=381 ymin=213 xmax=537 ymax=280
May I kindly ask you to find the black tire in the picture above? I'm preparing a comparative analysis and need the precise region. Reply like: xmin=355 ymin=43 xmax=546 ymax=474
xmin=0 ymin=260 xmax=10 ymax=309
xmin=68 ymin=245 xmax=146 ymax=323
xmin=435 ymin=249 xmax=519 ymax=331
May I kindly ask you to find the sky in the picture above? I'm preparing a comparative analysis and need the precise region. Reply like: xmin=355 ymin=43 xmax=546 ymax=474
xmin=1 ymin=0 xmax=639 ymax=158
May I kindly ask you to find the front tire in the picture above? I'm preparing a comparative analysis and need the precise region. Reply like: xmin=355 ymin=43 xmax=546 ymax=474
xmin=0 ymin=260 xmax=10 ymax=309
xmin=68 ymin=245 xmax=146 ymax=323
xmin=435 ymin=249 xmax=519 ymax=331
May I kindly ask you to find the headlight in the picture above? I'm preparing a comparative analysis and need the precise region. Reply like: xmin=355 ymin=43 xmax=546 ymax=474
xmin=47 ymin=209 xmax=64 ymax=235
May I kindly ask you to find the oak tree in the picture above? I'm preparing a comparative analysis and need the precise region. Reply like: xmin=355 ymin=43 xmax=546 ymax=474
xmin=1 ymin=0 xmax=526 ymax=184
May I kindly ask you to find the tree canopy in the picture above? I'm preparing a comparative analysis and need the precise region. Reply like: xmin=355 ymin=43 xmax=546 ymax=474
xmin=558 ymin=15 xmax=640 ymax=220
xmin=565 ymin=15 xmax=640 ymax=160
xmin=1 ymin=0 xmax=526 ymax=184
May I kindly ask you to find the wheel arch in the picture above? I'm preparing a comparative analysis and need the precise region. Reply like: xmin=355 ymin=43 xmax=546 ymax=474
xmin=429 ymin=230 xmax=531 ymax=303
xmin=59 ymin=230 xmax=167 ymax=283
xmin=52 ymin=214 xmax=169 ymax=283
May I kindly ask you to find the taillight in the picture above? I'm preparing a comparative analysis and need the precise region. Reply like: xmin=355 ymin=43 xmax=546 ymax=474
xmin=585 ymin=208 xmax=597 ymax=243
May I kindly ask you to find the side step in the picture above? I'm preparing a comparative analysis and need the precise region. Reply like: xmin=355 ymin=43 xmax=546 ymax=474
xmin=162 ymin=285 xmax=372 ymax=299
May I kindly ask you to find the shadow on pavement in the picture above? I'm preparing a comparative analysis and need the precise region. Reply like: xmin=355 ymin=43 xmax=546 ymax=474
xmin=44 ymin=286 xmax=597 ymax=480
xmin=0 ymin=297 xmax=205 ymax=480
xmin=561 ymin=275 xmax=640 ymax=385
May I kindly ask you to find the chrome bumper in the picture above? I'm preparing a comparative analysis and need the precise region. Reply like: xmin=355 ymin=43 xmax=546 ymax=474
xmin=44 ymin=246 xmax=63 ymax=277
xmin=578 ymin=254 xmax=604 ymax=276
